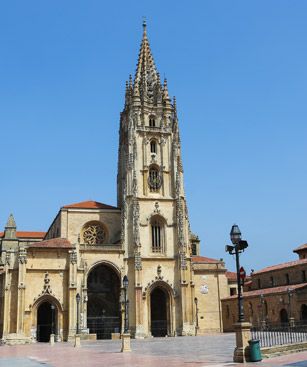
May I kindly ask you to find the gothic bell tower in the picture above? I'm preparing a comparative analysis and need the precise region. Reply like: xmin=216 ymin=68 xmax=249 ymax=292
xmin=117 ymin=22 xmax=195 ymax=337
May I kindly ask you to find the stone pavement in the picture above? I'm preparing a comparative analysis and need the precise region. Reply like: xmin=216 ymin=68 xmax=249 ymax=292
xmin=0 ymin=334 xmax=306 ymax=367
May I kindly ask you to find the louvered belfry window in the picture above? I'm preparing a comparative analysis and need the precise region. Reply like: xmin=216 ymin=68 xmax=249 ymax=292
xmin=151 ymin=217 xmax=164 ymax=253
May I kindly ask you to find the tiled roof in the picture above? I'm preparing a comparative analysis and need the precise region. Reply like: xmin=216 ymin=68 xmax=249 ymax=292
xmin=253 ymin=258 xmax=307 ymax=275
xmin=0 ymin=231 xmax=46 ymax=239
xmin=226 ymin=271 xmax=237 ymax=281
xmin=28 ymin=238 xmax=73 ymax=249
xmin=192 ymin=256 xmax=221 ymax=264
xmin=293 ymin=243 xmax=307 ymax=253
xmin=63 ymin=200 xmax=118 ymax=210
xmin=222 ymin=283 xmax=307 ymax=300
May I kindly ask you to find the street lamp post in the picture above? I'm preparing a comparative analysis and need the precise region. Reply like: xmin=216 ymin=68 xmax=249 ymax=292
xmin=194 ymin=297 xmax=199 ymax=336
xmin=225 ymin=224 xmax=248 ymax=323
xmin=74 ymin=293 xmax=81 ymax=347
xmin=225 ymin=224 xmax=251 ymax=363
xmin=76 ymin=293 xmax=81 ymax=334
xmin=51 ymin=304 xmax=55 ymax=335
xmin=287 ymin=288 xmax=295 ymax=327
xmin=123 ymin=275 xmax=129 ymax=333
xmin=50 ymin=304 xmax=55 ymax=345
xmin=121 ymin=275 xmax=131 ymax=352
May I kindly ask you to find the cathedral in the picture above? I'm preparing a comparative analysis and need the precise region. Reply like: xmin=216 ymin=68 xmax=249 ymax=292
xmin=0 ymin=22 xmax=230 ymax=344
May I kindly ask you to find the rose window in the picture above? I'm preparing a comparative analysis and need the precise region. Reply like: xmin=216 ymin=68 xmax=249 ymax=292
xmin=83 ymin=222 xmax=106 ymax=245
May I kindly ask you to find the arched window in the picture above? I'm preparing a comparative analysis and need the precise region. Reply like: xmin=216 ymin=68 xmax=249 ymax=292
xmin=150 ymin=140 xmax=157 ymax=154
xmin=149 ymin=116 xmax=156 ymax=127
xmin=148 ymin=166 xmax=162 ymax=191
xmin=151 ymin=216 xmax=165 ymax=253
xmin=82 ymin=221 xmax=107 ymax=245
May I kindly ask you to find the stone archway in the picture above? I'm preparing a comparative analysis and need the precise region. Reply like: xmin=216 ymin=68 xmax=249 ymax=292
xmin=37 ymin=301 xmax=57 ymax=342
xmin=149 ymin=285 xmax=172 ymax=337
xmin=87 ymin=263 xmax=121 ymax=339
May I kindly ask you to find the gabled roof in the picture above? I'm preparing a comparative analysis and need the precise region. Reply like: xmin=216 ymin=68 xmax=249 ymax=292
xmin=192 ymin=255 xmax=221 ymax=264
xmin=28 ymin=238 xmax=73 ymax=249
xmin=293 ymin=243 xmax=307 ymax=253
xmin=0 ymin=231 xmax=46 ymax=239
xmin=252 ymin=258 xmax=307 ymax=275
xmin=62 ymin=200 xmax=118 ymax=210
xmin=222 ymin=283 xmax=307 ymax=301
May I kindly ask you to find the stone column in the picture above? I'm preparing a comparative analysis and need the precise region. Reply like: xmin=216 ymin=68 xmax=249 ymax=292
xmin=2 ymin=252 xmax=12 ymax=338
xmin=16 ymin=247 xmax=27 ymax=335
xmin=233 ymin=321 xmax=251 ymax=363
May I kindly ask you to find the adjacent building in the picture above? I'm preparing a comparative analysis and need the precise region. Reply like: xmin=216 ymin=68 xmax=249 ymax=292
xmin=222 ymin=244 xmax=307 ymax=331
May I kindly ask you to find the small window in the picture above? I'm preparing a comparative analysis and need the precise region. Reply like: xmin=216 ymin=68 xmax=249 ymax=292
xmin=150 ymin=140 xmax=157 ymax=154
xmin=149 ymin=116 xmax=156 ymax=127
xmin=302 ymin=270 xmax=306 ymax=282
xmin=270 ymin=276 xmax=274 ymax=287
xmin=285 ymin=273 xmax=290 ymax=285
xmin=258 ymin=279 xmax=261 ymax=289
xmin=230 ymin=287 xmax=237 ymax=296
xmin=191 ymin=243 xmax=197 ymax=256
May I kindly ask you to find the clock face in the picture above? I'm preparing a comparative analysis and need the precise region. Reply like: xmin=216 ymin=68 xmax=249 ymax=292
xmin=148 ymin=168 xmax=162 ymax=190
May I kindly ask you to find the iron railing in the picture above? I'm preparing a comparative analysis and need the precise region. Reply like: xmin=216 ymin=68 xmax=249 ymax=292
xmin=251 ymin=321 xmax=307 ymax=347
xmin=87 ymin=316 xmax=120 ymax=339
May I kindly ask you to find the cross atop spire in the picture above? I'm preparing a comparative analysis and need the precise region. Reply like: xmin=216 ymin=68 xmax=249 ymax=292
xmin=133 ymin=21 xmax=160 ymax=102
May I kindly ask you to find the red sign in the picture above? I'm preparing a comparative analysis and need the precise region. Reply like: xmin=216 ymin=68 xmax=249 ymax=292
xmin=239 ymin=266 xmax=246 ymax=280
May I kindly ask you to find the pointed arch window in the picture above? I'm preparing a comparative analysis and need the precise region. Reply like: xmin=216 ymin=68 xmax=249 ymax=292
xmin=150 ymin=140 xmax=157 ymax=154
xmin=149 ymin=115 xmax=156 ymax=127
xmin=151 ymin=216 xmax=165 ymax=253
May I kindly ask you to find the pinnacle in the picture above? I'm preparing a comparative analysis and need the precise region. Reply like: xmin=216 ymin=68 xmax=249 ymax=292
xmin=6 ymin=213 xmax=16 ymax=228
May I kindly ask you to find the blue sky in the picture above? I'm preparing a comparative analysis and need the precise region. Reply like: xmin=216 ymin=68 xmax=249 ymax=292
xmin=0 ymin=1 xmax=306 ymax=272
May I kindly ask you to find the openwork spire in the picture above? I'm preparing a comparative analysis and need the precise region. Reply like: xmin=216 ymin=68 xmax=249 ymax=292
xmin=134 ymin=20 xmax=160 ymax=102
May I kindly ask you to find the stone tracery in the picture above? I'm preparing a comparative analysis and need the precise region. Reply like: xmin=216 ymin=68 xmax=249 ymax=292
xmin=83 ymin=222 xmax=106 ymax=245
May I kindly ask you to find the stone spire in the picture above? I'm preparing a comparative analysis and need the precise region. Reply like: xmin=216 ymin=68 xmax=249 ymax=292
xmin=133 ymin=20 xmax=160 ymax=102
xmin=6 ymin=213 xmax=16 ymax=228
xmin=4 ymin=213 xmax=17 ymax=239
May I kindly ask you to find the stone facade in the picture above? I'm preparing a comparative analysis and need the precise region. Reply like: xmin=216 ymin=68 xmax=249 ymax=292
xmin=0 ymin=23 xmax=230 ymax=344
xmin=222 ymin=246 xmax=307 ymax=331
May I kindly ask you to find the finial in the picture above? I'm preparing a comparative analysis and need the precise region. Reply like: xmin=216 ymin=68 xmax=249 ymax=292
xmin=142 ymin=17 xmax=147 ymax=30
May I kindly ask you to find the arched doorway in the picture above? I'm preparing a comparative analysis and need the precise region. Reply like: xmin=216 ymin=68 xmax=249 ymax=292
xmin=37 ymin=301 xmax=56 ymax=342
xmin=87 ymin=264 xmax=120 ymax=339
xmin=280 ymin=308 xmax=288 ymax=324
xmin=150 ymin=287 xmax=169 ymax=337
xmin=301 ymin=304 xmax=307 ymax=321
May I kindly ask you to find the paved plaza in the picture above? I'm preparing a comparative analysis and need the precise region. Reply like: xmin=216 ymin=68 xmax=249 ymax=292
xmin=0 ymin=334 xmax=306 ymax=367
